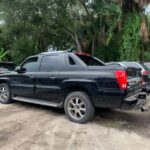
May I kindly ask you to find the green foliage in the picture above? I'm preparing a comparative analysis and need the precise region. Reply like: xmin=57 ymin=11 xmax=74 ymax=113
xmin=10 ymin=36 xmax=39 ymax=64
xmin=0 ymin=48 xmax=8 ymax=62
xmin=120 ymin=12 xmax=141 ymax=61
xmin=144 ymin=51 xmax=150 ymax=61
xmin=0 ymin=0 xmax=149 ymax=63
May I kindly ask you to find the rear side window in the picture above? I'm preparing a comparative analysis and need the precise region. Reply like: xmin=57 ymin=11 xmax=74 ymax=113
xmin=76 ymin=54 xmax=105 ymax=66
xmin=68 ymin=56 xmax=76 ymax=65
xmin=40 ymin=55 xmax=61 ymax=72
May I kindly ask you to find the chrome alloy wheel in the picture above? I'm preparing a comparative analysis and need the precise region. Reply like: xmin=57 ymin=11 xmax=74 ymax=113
xmin=0 ymin=86 xmax=9 ymax=102
xmin=68 ymin=97 xmax=86 ymax=120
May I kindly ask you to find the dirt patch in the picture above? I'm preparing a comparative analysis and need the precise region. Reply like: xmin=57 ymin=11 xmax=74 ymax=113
xmin=0 ymin=99 xmax=150 ymax=150
xmin=95 ymin=108 xmax=150 ymax=138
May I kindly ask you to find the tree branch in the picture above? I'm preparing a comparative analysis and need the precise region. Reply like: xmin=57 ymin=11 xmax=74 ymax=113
xmin=62 ymin=27 xmax=82 ymax=52
xmin=92 ymin=32 xmax=97 ymax=56
xmin=78 ymin=0 xmax=91 ymax=17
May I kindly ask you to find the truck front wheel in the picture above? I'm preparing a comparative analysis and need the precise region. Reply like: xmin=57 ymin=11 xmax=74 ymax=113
xmin=0 ymin=83 xmax=12 ymax=104
xmin=64 ymin=91 xmax=95 ymax=124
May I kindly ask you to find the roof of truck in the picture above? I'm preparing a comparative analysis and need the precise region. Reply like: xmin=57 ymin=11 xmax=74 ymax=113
xmin=40 ymin=51 xmax=66 ymax=55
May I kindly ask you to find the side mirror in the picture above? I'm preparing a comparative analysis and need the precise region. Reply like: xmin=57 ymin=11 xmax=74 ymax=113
xmin=15 ymin=66 xmax=26 ymax=73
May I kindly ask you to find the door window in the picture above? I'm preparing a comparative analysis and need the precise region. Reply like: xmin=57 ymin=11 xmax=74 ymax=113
xmin=21 ymin=57 xmax=38 ymax=72
xmin=40 ymin=55 xmax=62 ymax=72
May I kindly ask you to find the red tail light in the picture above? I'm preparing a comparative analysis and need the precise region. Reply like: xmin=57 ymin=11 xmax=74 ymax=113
xmin=115 ymin=70 xmax=127 ymax=90
xmin=142 ymin=70 xmax=149 ymax=76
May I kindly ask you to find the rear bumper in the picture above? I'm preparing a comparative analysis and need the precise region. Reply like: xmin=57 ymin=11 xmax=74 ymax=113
xmin=121 ymin=92 xmax=148 ymax=111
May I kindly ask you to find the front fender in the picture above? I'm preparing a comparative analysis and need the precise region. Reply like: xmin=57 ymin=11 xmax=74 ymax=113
xmin=0 ymin=77 xmax=11 ymax=85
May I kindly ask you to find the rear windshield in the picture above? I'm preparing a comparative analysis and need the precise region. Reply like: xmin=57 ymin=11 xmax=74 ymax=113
xmin=140 ymin=63 xmax=150 ymax=72
xmin=144 ymin=63 xmax=150 ymax=69
xmin=76 ymin=54 xmax=105 ymax=66
xmin=0 ymin=63 xmax=16 ymax=71
xmin=122 ymin=62 xmax=140 ymax=68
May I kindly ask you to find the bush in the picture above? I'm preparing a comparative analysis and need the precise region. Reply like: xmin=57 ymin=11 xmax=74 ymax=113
xmin=10 ymin=36 xmax=39 ymax=64
xmin=144 ymin=51 xmax=150 ymax=62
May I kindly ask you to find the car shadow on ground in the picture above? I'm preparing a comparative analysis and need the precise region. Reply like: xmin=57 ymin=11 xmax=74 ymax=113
xmin=12 ymin=101 xmax=150 ymax=138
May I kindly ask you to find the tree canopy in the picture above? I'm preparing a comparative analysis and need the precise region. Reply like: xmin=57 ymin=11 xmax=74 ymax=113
xmin=0 ymin=0 xmax=150 ymax=63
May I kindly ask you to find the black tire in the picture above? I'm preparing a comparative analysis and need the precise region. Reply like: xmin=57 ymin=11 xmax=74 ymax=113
xmin=64 ymin=91 xmax=95 ymax=124
xmin=0 ymin=83 xmax=12 ymax=104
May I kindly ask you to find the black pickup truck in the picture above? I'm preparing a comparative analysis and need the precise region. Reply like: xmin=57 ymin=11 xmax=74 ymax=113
xmin=0 ymin=51 xmax=147 ymax=123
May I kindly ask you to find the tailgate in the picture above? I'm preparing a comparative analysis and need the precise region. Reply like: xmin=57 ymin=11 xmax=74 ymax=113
xmin=126 ymin=67 xmax=143 ymax=97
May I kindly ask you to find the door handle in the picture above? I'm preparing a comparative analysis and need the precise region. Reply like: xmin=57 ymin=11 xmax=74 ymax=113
xmin=49 ymin=76 xmax=56 ymax=79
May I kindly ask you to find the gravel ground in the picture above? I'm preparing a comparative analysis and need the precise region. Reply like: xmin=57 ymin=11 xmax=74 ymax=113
xmin=0 ymin=97 xmax=150 ymax=150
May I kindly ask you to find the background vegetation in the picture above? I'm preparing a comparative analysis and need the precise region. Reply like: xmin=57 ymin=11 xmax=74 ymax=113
xmin=0 ymin=0 xmax=150 ymax=64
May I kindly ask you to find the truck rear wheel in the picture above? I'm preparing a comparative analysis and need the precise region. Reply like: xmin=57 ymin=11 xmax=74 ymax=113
xmin=64 ymin=91 xmax=95 ymax=124
xmin=0 ymin=83 xmax=12 ymax=104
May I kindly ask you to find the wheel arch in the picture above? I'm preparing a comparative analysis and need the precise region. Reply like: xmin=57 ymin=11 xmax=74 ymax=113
xmin=0 ymin=78 xmax=10 ymax=85
xmin=63 ymin=83 xmax=97 ymax=106
xmin=0 ymin=79 xmax=12 ymax=104
xmin=63 ymin=86 xmax=96 ymax=123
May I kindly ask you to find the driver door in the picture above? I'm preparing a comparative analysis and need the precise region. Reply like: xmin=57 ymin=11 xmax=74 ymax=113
xmin=11 ymin=56 xmax=39 ymax=98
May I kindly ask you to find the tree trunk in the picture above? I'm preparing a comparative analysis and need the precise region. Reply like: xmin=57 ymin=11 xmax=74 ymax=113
xmin=139 ymin=44 xmax=144 ymax=61
xmin=75 ymin=33 xmax=82 ymax=52
xmin=63 ymin=28 xmax=82 ymax=52
xmin=92 ymin=33 xmax=96 ymax=56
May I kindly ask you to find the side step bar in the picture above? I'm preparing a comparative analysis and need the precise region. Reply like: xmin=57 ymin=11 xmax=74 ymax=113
xmin=12 ymin=96 xmax=63 ymax=108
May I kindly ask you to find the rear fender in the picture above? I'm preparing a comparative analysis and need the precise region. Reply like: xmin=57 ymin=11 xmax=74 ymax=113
xmin=61 ymin=79 xmax=99 ymax=103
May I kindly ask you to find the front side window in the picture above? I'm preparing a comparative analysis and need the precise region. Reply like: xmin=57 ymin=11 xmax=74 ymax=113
xmin=21 ymin=57 xmax=38 ymax=72
xmin=40 ymin=55 xmax=61 ymax=72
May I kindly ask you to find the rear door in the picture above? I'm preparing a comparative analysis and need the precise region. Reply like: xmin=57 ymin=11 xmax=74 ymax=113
xmin=35 ymin=54 xmax=63 ymax=102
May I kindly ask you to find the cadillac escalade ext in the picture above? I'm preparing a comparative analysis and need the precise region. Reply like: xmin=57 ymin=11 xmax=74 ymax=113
xmin=0 ymin=51 xmax=147 ymax=123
